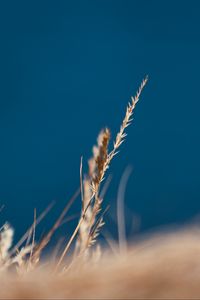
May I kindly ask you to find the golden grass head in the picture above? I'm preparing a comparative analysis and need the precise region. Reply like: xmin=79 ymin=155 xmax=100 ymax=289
xmin=0 ymin=77 xmax=149 ymax=291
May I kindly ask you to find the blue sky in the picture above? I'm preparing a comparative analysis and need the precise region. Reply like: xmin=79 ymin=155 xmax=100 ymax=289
xmin=0 ymin=0 xmax=200 ymax=240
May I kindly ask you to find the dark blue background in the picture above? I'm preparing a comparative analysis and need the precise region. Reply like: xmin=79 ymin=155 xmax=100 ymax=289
xmin=0 ymin=0 xmax=200 ymax=241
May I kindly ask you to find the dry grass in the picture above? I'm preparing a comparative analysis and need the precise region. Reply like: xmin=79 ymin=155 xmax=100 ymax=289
xmin=2 ymin=228 xmax=200 ymax=298
xmin=3 ymin=77 xmax=200 ymax=298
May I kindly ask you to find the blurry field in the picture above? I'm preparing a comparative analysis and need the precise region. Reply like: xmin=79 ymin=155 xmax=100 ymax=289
xmin=2 ymin=227 xmax=200 ymax=299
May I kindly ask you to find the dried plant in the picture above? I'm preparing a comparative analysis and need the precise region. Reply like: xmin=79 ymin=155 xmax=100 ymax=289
xmin=74 ymin=77 xmax=148 ymax=261
xmin=1 ymin=76 xmax=199 ymax=299
xmin=76 ymin=129 xmax=110 ymax=258
xmin=0 ymin=77 xmax=148 ymax=293
xmin=55 ymin=77 xmax=148 ymax=269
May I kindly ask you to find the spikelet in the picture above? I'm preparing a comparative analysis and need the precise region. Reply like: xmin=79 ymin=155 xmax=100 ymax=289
xmin=89 ymin=77 xmax=148 ymax=224
xmin=106 ymin=76 xmax=148 ymax=172
xmin=12 ymin=246 xmax=32 ymax=274
xmin=77 ymin=129 xmax=110 ymax=257
xmin=84 ymin=77 xmax=148 ymax=252
xmin=0 ymin=221 xmax=36 ymax=274
xmin=0 ymin=223 xmax=14 ymax=261
xmin=56 ymin=77 xmax=148 ymax=270
xmin=91 ymin=128 xmax=111 ymax=191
